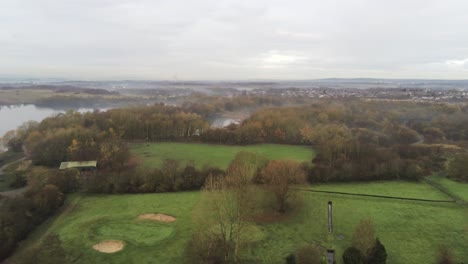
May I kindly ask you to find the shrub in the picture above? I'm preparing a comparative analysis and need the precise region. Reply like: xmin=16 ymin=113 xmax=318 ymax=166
xmin=295 ymin=245 xmax=323 ymax=264
xmin=0 ymin=189 xmax=64 ymax=261
xmin=286 ymin=253 xmax=296 ymax=264
xmin=32 ymin=184 xmax=64 ymax=217
xmin=20 ymin=234 xmax=68 ymax=264
xmin=342 ymin=247 xmax=363 ymax=264
xmin=352 ymin=218 xmax=375 ymax=255
xmin=185 ymin=233 xmax=226 ymax=264
xmin=9 ymin=172 xmax=27 ymax=188
xmin=366 ymin=238 xmax=387 ymax=264
xmin=47 ymin=169 xmax=79 ymax=193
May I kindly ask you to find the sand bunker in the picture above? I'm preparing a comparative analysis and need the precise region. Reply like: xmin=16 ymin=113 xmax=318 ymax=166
xmin=92 ymin=240 xmax=125 ymax=253
xmin=138 ymin=213 xmax=176 ymax=222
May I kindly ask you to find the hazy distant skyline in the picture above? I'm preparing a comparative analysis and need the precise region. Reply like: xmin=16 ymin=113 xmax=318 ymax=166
xmin=1 ymin=0 xmax=468 ymax=80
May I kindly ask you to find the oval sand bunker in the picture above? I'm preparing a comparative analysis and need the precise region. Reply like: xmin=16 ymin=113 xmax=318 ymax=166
xmin=138 ymin=213 xmax=176 ymax=222
xmin=92 ymin=240 xmax=125 ymax=253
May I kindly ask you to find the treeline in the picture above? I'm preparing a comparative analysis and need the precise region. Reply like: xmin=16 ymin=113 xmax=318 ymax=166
xmin=202 ymin=101 xmax=468 ymax=145
xmin=0 ymin=85 xmax=118 ymax=95
xmin=34 ymin=96 xmax=124 ymax=109
xmin=181 ymin=94 xmax=305 ymax=119
xmin=200 ymin=106 xmax=306 ymax=144
xmin=4 ymin=104 xmax=208 ymax=168
xmin=201 ymin=101 xmax=468 ymax=182
xmin=4 ymin=120 xmax=128 ymax=169
xmin=5 ymin=100 xmax=468 ymax=182
xmin=102 ymin=104 xmax=208 ymax=140
xmin=81 ymin=161 xmax=224 ymax=194
xmin=0 ymin=168 xmax=73 ymax=260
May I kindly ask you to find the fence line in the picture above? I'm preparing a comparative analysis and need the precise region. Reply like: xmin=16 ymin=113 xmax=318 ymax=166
xmin=293 ymin=188 xmax=456 ymax=203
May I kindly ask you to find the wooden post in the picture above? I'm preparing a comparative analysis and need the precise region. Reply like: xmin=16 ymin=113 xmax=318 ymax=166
xmin=327 ymin=249 xmax=336 ymax=264
xmin=328 ymin=201 xmax=333 ymax=233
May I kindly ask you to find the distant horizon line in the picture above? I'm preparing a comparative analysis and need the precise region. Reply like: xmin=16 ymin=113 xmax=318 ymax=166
xmin=1 ymin=77 xmax=468 ymax=83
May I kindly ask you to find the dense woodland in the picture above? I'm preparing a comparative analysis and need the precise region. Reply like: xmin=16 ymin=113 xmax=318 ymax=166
xmin=202 ymin=100 xmax=468 ymax=182
xmin=1 ymin=97 xmax=468 ymax=262
xmin=3 ymin=99 xmax=468 ymax=183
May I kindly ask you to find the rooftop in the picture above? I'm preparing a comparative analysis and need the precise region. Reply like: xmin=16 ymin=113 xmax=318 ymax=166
xmin=59 ymin=161 xmax=97 ymax=170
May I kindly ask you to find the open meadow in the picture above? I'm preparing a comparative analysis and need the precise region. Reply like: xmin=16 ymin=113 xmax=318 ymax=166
xmin=131 ymin=142 xmax=316 ymax=169
xmin=9 ymin=178 xmax=468 ymax=264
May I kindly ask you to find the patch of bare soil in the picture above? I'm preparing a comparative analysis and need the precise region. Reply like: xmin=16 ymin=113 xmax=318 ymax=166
xmin=138 ymin=213 xmax=176 ymax=222
xmin=92 ymin=240 xmax=124 ymax=253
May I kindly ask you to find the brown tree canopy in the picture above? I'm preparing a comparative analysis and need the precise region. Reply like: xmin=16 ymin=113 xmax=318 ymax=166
xmin=352 ymin=218 xmax=376 ymax=255
xmin=261 ymin=160 xmax=306 ymax=213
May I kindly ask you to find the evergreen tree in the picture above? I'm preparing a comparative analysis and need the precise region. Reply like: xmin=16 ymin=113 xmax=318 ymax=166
xmin=367 ymin=238 xmax=387 ymax=264
xmin=342 ymin=247 xmax=363 ymax=264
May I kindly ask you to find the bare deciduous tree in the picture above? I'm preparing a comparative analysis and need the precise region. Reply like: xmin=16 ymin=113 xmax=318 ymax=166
xmin=196 ymin=153 xmax=260 ymax=263
xmin=261 ymin=160 xmax=306 ymax=213
xmin=352 ymin=218 xmax=376 ymax=255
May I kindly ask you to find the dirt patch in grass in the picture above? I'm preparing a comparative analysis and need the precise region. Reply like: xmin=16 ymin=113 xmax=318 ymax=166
xmin=92 ymin=240 xmax=125 ymax=253
xmin=138 ymin=213 xmax=176 ymax=222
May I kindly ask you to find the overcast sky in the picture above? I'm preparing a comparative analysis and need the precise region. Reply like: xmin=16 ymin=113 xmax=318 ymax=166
xmin=1 ymin=0 xmax=468 ymax=80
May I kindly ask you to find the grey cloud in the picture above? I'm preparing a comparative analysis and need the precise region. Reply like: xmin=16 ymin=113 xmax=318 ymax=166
xmin=1 ymin=0 xmax=468 ymax=79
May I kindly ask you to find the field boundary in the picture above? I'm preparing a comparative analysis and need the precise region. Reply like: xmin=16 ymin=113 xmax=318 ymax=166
xmin=294 ymin=188 xmax=456 ymax=203
xmin=422 ymin=177 xmax=467 ymax=205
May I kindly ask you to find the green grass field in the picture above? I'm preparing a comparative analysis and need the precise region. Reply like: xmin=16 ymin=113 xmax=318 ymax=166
xmin=131 ymin=142 xmax=316 ymax=169
xmin=12 ymin=192 xmax=199 ymax=264
xmin=10 ymin=180 xmax=468 ymax=264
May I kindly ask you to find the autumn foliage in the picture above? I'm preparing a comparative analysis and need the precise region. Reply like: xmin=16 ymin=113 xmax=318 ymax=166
xmin=261 ymin=160 xmax=306 ymax=213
